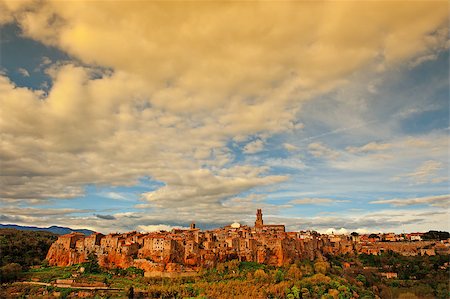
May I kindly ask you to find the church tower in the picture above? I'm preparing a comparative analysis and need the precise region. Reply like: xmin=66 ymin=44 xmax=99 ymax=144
xmin=255 ymin=209 xmax=263 ymax=227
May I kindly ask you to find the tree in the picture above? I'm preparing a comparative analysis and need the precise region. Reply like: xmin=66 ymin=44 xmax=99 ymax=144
xmin=82 ymin=253 xmax=100 ymax=274
xmin=254 ymin=269 xmax=268 ymax=282
xmin=274 ymin=269 xmax=284 ymax=283
xmin=291 ymin=286 xmax=300 ymax=299
xmin=216 ymin=263 xmax=226 ymax=275
xmin=314 ymin=261 xmax=330 ymax=274
xmin=0 ymin=263 xmax=22 ymax=282
xmin=127 ymin=286 xmax=134 ymax=299
xmin=356 ymin=274 xmax=367 ymax=286
xmin=286 ymin=264 xmax=302 ymax=280
xmin=0 ymin=229 xmax=57 ymax=268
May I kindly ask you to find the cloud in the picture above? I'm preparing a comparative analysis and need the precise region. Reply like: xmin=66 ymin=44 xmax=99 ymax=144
xmin=99 ymin=192 xmax=129 ymax=201
xmin=370 ymin=194 xmax=450 ymax=207
xmin=409 ymin=53 xmax=438 ymax=68
xmin=243 ymin=139 xmax=265 ymax=154
xmin=308 ymin=142 xmax=340 ymax=160
xmin=0 ymin=1 xmax=448 ymax=233
xmin=346 ymin=142 xmax=391 ymax=154
xmin=141 ymin=166 xmax=287 ymax=208
xmin=395 ymin=160 xmax=445 ymax=185
xmin=330 ymin=135 xmax=448 ymax=173
xmin=137 ymin=224 xmax=189 ymax=232
xmin=264 ymin=158 xmax=306 ymax=170
xmin=280 ymin=207 xmax=450 ymax=233
xmin=290 ymin=198 xmax=349 ymax=205
xmin=17 ymin=67 xmax=30 ymax=77
xmin=409 ymin=27 xmax=449 ymax=68
xmin=283 ymin=143 xmax=299 ymax=152
xmin=0 ymin=206 xmax=92 ymax=217
xmin=94 ymin=214 xmax=116 ymax=220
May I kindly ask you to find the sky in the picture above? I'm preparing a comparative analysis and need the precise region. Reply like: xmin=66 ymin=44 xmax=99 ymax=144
xmin=0 ymin=1 xmax=448 ymax=234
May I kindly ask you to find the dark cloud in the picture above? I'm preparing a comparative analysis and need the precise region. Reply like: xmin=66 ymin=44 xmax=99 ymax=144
xmin=94 ymin=214 xmax=116 ymax=220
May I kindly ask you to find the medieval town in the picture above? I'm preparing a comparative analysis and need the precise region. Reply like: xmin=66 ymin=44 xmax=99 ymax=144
xmin=46 ymin=209 xmax=450 ymax=278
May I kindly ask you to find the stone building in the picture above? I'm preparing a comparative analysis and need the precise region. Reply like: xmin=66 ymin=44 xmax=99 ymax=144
xmin=46 ymin=209 xmax=446 ymax=275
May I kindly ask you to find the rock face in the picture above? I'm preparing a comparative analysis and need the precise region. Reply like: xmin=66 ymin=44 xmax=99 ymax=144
xmin=46 ymin=227 xmax=332 ymax=271
xmin=46 ymin=209 xmax=448 ymax=273
xmin=46 ymin=210 xmax=345 ymax=272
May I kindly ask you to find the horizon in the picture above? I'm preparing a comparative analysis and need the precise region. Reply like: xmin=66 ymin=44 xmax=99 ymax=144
xmin=2 ymin=221 xmax=446 ymax=236
xmin=0 ymin=1 xmax=449 ymax=235
xmin=1 ymin=208 xmax=449 ymax=236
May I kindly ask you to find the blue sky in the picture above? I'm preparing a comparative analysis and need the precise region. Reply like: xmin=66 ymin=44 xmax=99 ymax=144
xmin=0 ymin=1 xmax=448 ymax=234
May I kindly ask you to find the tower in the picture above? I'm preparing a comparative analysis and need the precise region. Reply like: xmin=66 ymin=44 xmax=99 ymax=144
xmin=255 ymin=209 xmax=263 ymax=227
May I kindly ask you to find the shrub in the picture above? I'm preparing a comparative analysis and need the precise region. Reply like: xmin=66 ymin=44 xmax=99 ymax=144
xmin=286 ymin=264 xmax=303 ymax=280
xmin=0 ymin=263 xmax=22 ymax=282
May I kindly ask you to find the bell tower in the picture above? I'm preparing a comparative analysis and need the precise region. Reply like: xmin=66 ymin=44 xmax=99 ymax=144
xmin=255 ymin=209 xmax=263 ymax=227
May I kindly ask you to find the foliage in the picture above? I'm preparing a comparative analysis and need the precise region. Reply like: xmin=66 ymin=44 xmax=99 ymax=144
xmin=239 ymin=261 xmax=266 ymax=272
xmin=79 ymin=253 xmax=101 ymax=274
xmin=0 ymin=263 xmax=22 ymax=282
xmin=23 ymin=265 xmax=78 ymax=283
xmin=125 ymin=266 xmax=144 ymax=276
xmin=359 ymin=252 xmax=450 ymax=280
xmin=0 ymin=228 xmax=57 ymax=268
xmin=1 ymin=245 xmax=448 ymax=299
xmin=422 ymin=230 xmax=450 ymax=240
xmin=314 ymin=261 xmax=330 ymax=274
xmin=286 ymin=264 xmax=302 ymax=280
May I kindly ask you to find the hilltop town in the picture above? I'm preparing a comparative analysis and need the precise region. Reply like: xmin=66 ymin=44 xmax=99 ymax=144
xmin=46 ymin=209 xmax=450 ymax=277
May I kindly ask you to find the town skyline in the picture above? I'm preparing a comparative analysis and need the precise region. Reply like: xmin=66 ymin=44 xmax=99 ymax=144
xmin=0 ymin=1 xmax=449 ymax=235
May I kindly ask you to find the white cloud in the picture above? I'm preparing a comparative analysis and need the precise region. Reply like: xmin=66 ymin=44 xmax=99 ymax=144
xmin=17 ymin=67 xmax=30 ymax=77
xmin=141 ymin=166 xmax=287 ymax=208
xmin=346 ymin=142 xmax=391 ymax=154
xmin=283 ymin=143 xmax=299 ymax=152
xmin=290 ymin=198 xmax=349 ymax=205
xmin=137 ymin=224 xmax=189 ymax=232
xmin=264 ymin=157 xmax=306 ymax=170
xmin=282 ymin=207 xmax=450 ymax=234
xmin=308 ymin=142 xmax=340 ymax=160
xmin=0 ymin=206 xmax=92 ymax=217
xmin=395 ymin=160 xmax=445 ymax=185
xmin=370 ymin=194 xmax=450 ymax=207
xmin=99 ymin=192 xmax=130 ymax=201
xmin=243 ymin=139 xmax=265 ymax=154
xmin=0 ymin=1 xmax=448 ymax=233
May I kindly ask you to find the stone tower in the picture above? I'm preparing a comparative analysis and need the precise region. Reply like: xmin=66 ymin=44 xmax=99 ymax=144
xmin=255 ymin=209 xmax=263 ymax=227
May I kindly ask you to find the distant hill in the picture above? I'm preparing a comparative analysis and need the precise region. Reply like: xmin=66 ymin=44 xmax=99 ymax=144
xmin=0 ymin=224 xmax=95 ymax=236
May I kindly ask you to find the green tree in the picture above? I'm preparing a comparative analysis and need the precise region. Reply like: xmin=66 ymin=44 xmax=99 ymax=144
xmin=291 ymin=286 xmax=300 ymax=299
xmin=356 ymin=274 xmax=367 ymax=286
xmin=435 ymin=283 xmax=449 ymax=299
xmin=274 ymin=269 xmax=284 ymax=283
xmin=81 ymin=253 xmax=101 ymax=273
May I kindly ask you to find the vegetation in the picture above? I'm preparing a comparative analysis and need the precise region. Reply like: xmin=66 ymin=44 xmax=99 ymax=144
xmin=0 ymin=229 xmax=448 ymax=298
xmin=422 ymin=230 xmax=450 ymax=240
xmin=0 ymin=263 xmax=22 ymax=282
xmin=79 ymin=253 xmax=101 ymax=274
xmin=1 ymin=254 xmax=449 ymax=298
xmin=0 ymin=228 xmax=57 ymax=268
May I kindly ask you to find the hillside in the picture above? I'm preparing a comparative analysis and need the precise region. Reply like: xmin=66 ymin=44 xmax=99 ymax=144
xmin=0 ymin=224 xmax=95 ymax=236
xmin=0 ymin=229 xmax=59 ymax=268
